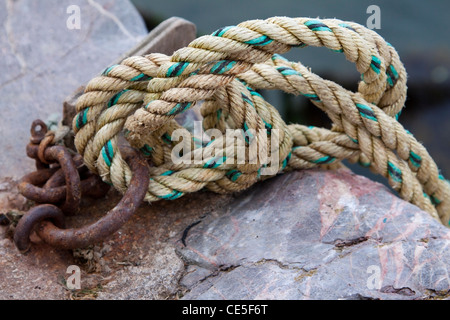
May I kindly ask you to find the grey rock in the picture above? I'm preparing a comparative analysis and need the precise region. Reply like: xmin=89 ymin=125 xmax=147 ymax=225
xmin=0 ymin=0 xmax=147 ymax=179
xmin=2 ymin=166 xmax=450 ymax=300
xmin=97 ymin=244 xmax=185 ymax=300
xmin=178 ymin=169 xmax=450 ymax=300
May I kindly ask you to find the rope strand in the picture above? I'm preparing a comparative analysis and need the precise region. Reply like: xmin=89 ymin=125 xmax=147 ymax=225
xmin=73 ymin=17 xmax=450 ymax=226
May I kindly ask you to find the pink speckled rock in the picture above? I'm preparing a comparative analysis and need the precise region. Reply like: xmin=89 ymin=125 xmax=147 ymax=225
xmin=178 ymin=168 xmax=450 ymax=300
xmin=0 ymin=0 xmax=147 ymax=180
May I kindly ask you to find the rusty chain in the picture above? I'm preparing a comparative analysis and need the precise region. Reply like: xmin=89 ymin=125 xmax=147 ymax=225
xmin=13 ymin=120 xmax=150 ymax=252
xmin=9 ymin=17 xmax=198 ymax=253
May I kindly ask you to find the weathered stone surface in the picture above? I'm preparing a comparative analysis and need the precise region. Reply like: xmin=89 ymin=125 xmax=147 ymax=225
xmin=178 ymin=169 xmax=450 ymax=300
xmin=2 ymin=168 xmax=450 ymax=300
xmin=0 ymin=182 xmax=231 ymax=300
xmin=0 ymin=0 xmax=148 ymax=179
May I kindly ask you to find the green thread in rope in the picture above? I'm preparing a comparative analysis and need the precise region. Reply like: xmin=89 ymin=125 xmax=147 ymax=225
xmin=356 ymin=103 xmax=378 ymax=122
xmin=226 ymin=169 xmax=242 ymax=182
xmin=281 ymin=152 xmax=292 ymax=170
xmin=211 ymin=26 xmax=235 ymax=37
xmin=291 ymin=42 xmax=307 ymax=48
xmin=263 ymin=120 xmax=273 ymax=134
xmin=140 ymin=144 xmax=153 ymax=156
xmin=248 ymin=87 xmax=263 ymax=99
xmin=167 ymin=102 xmax=192 ymax=116
xmin=386 ymin=65 xmax=399 ymax=87
xmin=409 ymin=150 xmax=422 ymax=168
xmin=244 ymin=35 xmax=273 ymax=46
xmin=240 ymin=92 xmax=272 ymax=133
xmin=241 ymin=93 xmax=254 ymax=107
xmin=159 ymin=190 xmax=183 ymax=200
xmin=108 ymin=89 xmax=129 ymax=108
xmin=102 ymin=64 xmax=119 ymax=76
xmin=312 ymin=155 xmax=336 ymax=165
xmin=75 ymin=107 xmax=89 ymax=130
xmin=348 ymin=136 xmax=359 ymax=144
xmin=395 ymin=108 xmax=403 ymax=120
xmin=210 ymin=60 xmax=237 ymax=74
xmin=303 ymin=93 xmax=321 ymax=102
xmin=305 ymin=20 xmax=332 ymax=32
xmin=130 ymin=73 xmax=152 ymax=82
xmin=204 ymin=156 xmax=226 ymax=169
xmin=338 ymin=23 xmax=356 ymax=32
xmin=430 ymin=194 xmax=442 ymax=205
xmin=272 ymin=53 xmax=289 ymax=62
xmin=160 ymin=170 xmax=174 ymax=176
xmin=166 ymin=62 xmax=189 ymax=77
xmin=101 ymin=140 xmax=114 ymax=167
xmin=387 ymin=161 xmax=403 ymax=183
xmin=370 ymin=55 xmax=382 ymax=74
xmin=162 ymin=133 xmax=172 ymax=144
xmin=257 ymin=166 xmax=263 ymax=179
xmin=277 ymin=66 xmax=302 ymax=77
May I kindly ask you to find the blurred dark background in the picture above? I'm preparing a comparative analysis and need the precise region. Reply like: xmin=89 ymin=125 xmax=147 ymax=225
xmin=130 ymin=0 xmax=450 ymax=184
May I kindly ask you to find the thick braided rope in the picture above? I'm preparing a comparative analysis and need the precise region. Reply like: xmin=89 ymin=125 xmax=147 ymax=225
xmin=238 ymin=55 xmax=449 ymax=218
xmin=73 ymin=17 xmax=450 ymax=225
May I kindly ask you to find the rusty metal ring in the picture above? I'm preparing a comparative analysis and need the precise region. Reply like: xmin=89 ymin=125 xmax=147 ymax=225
xmin=37 ymin=133 xmax=55 ymax=165
xmin=43 ymin=154 xmax=84 ymax=189
xmin=14 ymin=204 xmax=65 ymax=253
xmin=34 ymin=147 xmax=149 ymax=249
xmin=30 ymin=119 xmax=48 ymax=145
xmin=37 ymin=145 xmax=81 ymax=215
xmin=19 ymin=167 xmax=65 ymax=203
xmin=19 ymin=145 xmax=81 ymax=215
xmin=19 ymin=171 xmax=110 ymax=204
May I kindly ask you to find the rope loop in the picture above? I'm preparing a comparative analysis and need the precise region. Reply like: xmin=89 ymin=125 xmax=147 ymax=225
xmin=73 ymin=17 xmax=450 ymax=226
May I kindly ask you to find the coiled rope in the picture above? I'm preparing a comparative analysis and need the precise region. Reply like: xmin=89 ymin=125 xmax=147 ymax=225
xmin=73 ymin=17 xmax=450 ymax=226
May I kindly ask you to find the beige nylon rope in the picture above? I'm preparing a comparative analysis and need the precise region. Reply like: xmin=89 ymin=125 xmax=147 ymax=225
xmin=73 ymin=17 xmax=450 ymax=226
